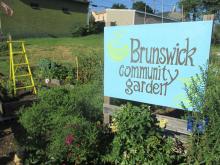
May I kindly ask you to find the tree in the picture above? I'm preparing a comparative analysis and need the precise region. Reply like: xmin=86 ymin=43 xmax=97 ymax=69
xmin=179 ymin=0 xmax=203 ymax=21
xmin=179 ymin=0 xmax=220 ymax=21
xmin=203 ymin=0 xmax=220 ymax=20
xmin=132 ymin=1 xmax=154 ymax=14
xmin=111 ymin=3 xmax=127 ymax=9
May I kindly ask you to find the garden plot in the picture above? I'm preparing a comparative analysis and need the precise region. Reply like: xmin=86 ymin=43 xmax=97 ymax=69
xmin=0 ymin=33 xmax=219 ymax=164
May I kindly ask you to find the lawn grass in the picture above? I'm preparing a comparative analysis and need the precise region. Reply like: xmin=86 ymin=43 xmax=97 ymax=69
xmin=0 ymin=34 xmax=219 ymax=77
xmin=0 ymin=34 xmax=103 ymax=77
xmin=25 ymin=34 xmax=104 ymax=65
xmin=1 ymin=0 xmax=88 ymax=38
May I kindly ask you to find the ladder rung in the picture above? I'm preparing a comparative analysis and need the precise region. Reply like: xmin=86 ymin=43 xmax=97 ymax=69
xmin=15 ymin=85 xmax=34 ymax=90
xmin=7 ymin=41 xmax=25 ymax=43
xmin=15 ymin=74 xmax=32 ymax=78
xmin=14 ymin=63 xmax=28 ymax=66
xmin=13 ymin=51 xmax=23 ymax=55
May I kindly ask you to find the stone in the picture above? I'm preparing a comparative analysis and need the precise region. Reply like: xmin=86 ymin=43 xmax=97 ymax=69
xmin=50 ymin=79 xmax=60 ymax=86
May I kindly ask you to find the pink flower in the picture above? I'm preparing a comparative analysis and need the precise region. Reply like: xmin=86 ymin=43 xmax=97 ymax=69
xmin=65 ymin=134 xmax=74 ymax=145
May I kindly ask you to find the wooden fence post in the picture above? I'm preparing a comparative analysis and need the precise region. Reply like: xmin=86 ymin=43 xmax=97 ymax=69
xmin=0 ymin=100 xmax=3 ymax=115
xmin=104 ymin=96 xmax=110 ymax=124
xmin=75 ymin=56 xmax=79 ymax=81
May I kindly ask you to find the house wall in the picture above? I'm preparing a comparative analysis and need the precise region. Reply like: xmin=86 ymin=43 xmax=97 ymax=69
xmin=106 ymin=9 xmax=135 ymax=26
xmin=92 ymin=11 xmax=106 ymax=22
xmin=1 ymin=0 xmax=89 ymax=38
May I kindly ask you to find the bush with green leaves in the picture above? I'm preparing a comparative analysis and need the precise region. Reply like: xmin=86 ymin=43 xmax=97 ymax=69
xmin=0 ymin=79 xmax=14 ymax=101
xmin=77 ymin=51 xmax=103 ymax=84
xmin=37 ymin=55 xmax=103 ymax=85
xmin=104 ymin=104 xmax=182 ymax=165
xmin=37 ymin=59 xmax=75 ymax=81
xmin=19 ymin=82 xmax=103 ymax=164
xmin=182 ymin=63 xmax=220 ymax=164
xmin=212 ymin=24 xmax=220 ymax=45
xmin=72 ymin=22 xmax=104 ymax=37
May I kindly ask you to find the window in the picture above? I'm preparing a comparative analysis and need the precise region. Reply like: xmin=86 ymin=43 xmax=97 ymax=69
xmin=110 ymin=21 xmax=116 ymax=26
xmin=30 ymin=2 xmax=39 ymax=10
xmin=62 ymin=8 xmax=71 ymax=14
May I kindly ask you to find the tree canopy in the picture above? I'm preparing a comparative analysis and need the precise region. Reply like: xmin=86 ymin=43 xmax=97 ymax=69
xmin=179 ymin=0 xmax=220 ymax=20
xmin=111 ymin=3 xmax=127 ymax=9
xmin=132 ymin=1 xmax=154 ymax=14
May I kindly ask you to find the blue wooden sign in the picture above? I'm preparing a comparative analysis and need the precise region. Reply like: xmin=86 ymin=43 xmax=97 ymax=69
xmin=104 ymin=21 xmax=213 ymax=109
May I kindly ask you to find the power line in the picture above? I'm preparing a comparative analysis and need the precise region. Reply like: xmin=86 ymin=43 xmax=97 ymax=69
xmin=91 ymin=0 xmax=181 ymax=13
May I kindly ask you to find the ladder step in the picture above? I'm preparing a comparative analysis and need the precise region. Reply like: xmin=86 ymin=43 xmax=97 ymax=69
xmin=7 ymin=41 xmax=25 ymax=43
xmin=15 ymin=74 xmax=32 ymax=78
xmin=15 ymin=85 xmax=34 ymax=90
xmin=13 ymin=51 xmax=23 ymax=55
xmin=8 ymin=40 xmax=37 ymax=95
xmin=14 ymin=63 xmax=28 ymax=66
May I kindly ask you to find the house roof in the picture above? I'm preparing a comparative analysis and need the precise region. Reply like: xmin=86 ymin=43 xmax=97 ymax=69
xmin=93 ymin=10 xmax=106 ymax=15
xmin=157 ymin=12 xmax=182 ymax=21
xmin=105 ymin=9 xmax=179 ymax=22
xmin=135 ymin=10 xmax=179 ymax=22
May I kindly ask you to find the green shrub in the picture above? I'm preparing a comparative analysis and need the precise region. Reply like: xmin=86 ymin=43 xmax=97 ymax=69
xmin=77 ymin=51 xmax=103 ymax=84
xmin=68 ymin=82 xmax=103 ymax=122
xmin=47 ymin=115 xmax=99 ymax=164
xmin=0 ymin=79 xmax=14 ymax=101
xmin=104 ymin=104 xmax=182 ymax=164
xmin=212 ymin=24 xmax=220 ymax=45
xmin=72 ymin=22 xmax=104 ymax=37
xmin=182 ymin=64 xmax=220 ymax=164
xmin=37 ymin=55 xmax=103 ymax=85
xmin=19 ymin=82 xmax=103 ymax=164
xmin=37 ymin=59 xmax=75 ymax=81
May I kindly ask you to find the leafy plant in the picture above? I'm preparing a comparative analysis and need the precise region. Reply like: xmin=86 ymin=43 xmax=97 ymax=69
xmin=182 ymin=63 xmax=220 ymax=164
xmin=0 ymin=78 xmax=14 ymax=101
xmin=111 ymin=3 xmax=127 ymax=9
xmin=104 ymin=104 xmax=182 ymax=164
xmin=37 ymin=59 xmax=74 ymax=80
xmin=72 ymin=22 xmax=104 ymax=37
xmin=19 ymin=82 xmax=103 ymax=164
xmin=77 ymin=51 xmax=103 ymax=84
xmin=212 ymin=24 xmax=220 ymax=45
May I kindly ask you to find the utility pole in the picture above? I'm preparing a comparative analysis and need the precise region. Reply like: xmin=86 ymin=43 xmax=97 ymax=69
xmin=153 ymin=0 xmax=156 ymax=13
xmin=87 ymin=0 xmax=92 ymax=25
xmin=144 ymin=0 xmax=147 ymax=23
xmin=181 ymin=4 xmax=184 ymax=22
xmin=161 ymin=0 xmax=164 ymax=23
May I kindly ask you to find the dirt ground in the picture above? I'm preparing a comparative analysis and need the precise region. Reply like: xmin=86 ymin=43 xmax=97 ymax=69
xmin=0 ymin=120 xmax=23 ymax=165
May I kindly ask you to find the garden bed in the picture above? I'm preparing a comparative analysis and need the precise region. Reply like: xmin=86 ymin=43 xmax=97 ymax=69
xmin=0 ymin=34 xmax=219 ymax=164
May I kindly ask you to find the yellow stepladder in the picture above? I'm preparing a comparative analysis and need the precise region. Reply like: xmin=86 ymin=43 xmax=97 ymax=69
xmin=7 ymin=40 xmax=37 ymax=95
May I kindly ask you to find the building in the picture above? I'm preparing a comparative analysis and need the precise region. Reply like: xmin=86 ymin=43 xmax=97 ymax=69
xmin=91 ymin=10 xmax=106 ymax=23
xmin=92 ymin=9 xmax=178 ymax=27
xmin=1 ymin=0 xmax=89 ymax=38
xmin=203 ymin=14 xmax=215 ymax=21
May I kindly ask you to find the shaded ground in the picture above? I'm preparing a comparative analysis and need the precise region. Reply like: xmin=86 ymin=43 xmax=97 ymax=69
xmin=0 ymin=94 xmax=36 ymax=164
xmin=0 ymin=120 xmax=23 ymax=165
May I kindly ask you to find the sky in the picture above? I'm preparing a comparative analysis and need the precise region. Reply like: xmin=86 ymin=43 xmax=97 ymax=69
xmin=90 ymin=0 xmax=180 ymax=13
